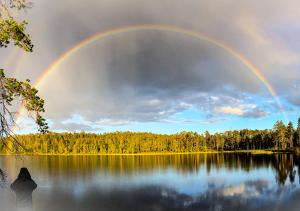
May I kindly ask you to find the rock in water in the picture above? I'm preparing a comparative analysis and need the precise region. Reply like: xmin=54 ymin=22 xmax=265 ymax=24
xmin=0 ymin=168 xmax=6 ymax=188
xmin=11 ymin=168 xmax=37 ymax=211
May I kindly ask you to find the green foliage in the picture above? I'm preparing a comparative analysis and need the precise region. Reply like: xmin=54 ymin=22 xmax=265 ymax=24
xmin=0 ymin=0 xmax=33 ymax=52
xmin=0 ymin=129 xmax=284 ymax=154
xmin=0 ymin=69 xmax=48 ymax=133
xmin=273 ymin=121 xmax=287 ymax=150
xmin=286 ymin=121 xmax=294 ymax=148
xmin=297 ymin=118 xmax=300 ymax=146
xmin=35 ymin=115 xmax=48 ymax=134
xmin=0 ymin=18 xmax=33 ymax=52
xmin=5 ymin=0 xmax=32 ymax=10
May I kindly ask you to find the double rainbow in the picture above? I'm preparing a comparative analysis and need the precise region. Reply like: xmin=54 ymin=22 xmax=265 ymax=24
xmin=14 ymin=24 xmax=288 ymax=132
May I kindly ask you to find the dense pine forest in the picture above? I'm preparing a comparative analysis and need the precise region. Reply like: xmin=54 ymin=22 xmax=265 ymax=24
xmin=1 ymin=119 xmax=300 ymax=154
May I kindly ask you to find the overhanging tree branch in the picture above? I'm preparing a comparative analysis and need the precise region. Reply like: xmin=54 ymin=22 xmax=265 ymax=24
xmin=0 ymin=0 xmax=48 ymax=151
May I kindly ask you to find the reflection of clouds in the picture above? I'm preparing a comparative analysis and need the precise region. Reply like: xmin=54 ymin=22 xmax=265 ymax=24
xmin=0 ymin=190 xmax=15 ymax=211
xmin=1 ymin=154 xmax=300 ymax=210
xmin=1 ymin=154 xmax=297 ymax=194
xmin=217 ymin=180 xmax=269 ymax=197
xmin=26 ymin=181 xmax=300 ymax=211
xmin=218 ymin=184 xmax=247 ymax=196
xmin=195 ymin=180 xmax=300 ymax=211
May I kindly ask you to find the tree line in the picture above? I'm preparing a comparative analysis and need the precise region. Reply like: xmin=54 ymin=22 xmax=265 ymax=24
xmin=1 ymin=118 xmax=300 ymax=154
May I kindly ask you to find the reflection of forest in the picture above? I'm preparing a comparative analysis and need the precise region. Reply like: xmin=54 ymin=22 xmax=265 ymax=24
xmin=1 ymin=154 xmax=298 ymax=186
xmin=272 ymin=154 xmax=299 ymax=185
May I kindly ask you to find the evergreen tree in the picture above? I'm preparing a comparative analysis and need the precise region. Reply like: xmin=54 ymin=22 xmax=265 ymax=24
xmin=273 ymin=121 xmax=287 ymax=150
xmin=297 ymin=118 xmax=300 ymax=147
xmin=286 ymin=122 xmax=294 ymax=149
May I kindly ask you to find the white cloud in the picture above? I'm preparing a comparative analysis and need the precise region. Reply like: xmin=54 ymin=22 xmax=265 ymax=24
xmin=4 ymin=0 xmax=300 ymax=132
xmin=215 ymin=104 xmax=267 ymax=118
xmin=215 ymin=106 xmax=245 ymax=116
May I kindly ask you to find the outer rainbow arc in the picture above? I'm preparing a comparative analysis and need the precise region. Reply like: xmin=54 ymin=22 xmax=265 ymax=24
xmin=13 ymin=24 xmax=288 ymax=133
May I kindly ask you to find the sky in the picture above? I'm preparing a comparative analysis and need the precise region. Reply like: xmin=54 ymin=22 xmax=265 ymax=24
xmin=1 ymin=0 xmax=300 ymax=134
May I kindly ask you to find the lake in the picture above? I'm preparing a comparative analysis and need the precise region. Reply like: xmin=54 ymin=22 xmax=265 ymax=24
xmin=0 ymin=153 xmax=300 ymax=211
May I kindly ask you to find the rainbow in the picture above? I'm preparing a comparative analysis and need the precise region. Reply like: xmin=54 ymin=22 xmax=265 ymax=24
xmin=14 ymin=24 xmax=288 ymax=131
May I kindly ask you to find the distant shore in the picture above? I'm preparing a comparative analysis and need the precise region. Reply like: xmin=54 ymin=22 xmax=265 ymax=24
xmin=1 ymin=149 xmax=297 ymax=156
xmin=3 ymin=129 xmax=300 ymax=155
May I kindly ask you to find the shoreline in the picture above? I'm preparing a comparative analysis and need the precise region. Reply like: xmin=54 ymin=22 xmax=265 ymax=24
xmin=0 ymin=149 xmax=294 ymax=156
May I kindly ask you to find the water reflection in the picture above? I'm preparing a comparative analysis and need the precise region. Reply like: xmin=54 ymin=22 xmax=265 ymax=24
xmin=0 ymin=153 xmax=300 ymax=211
xmin=3 ymin=153 xmax=298 ymax=185
xmin=32 ymin=182 xmax=300 ymax=211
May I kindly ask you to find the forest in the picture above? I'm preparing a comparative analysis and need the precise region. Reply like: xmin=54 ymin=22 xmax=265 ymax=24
xmin=0 ymin=119 xmax=299 ymax=155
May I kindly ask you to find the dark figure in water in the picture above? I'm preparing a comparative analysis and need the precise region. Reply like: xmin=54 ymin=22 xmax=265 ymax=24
xmin=11 ymin=168 xmax=37 ymax=211
xmin=0 ymin=168 xmax=6 ymax=188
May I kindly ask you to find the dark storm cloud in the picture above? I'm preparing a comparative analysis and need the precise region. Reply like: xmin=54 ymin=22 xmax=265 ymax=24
xmin=3 ymin=0 xmax=300 ymax=131
xmin=37 ymin=31 xmax=268 ymax=124
xmin=103 ymin=32 xmax=261 ymax=93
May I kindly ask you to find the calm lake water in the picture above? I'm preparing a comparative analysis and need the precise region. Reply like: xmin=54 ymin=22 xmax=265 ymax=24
xmin=0 ymin=153 xmax=300 ymax=211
